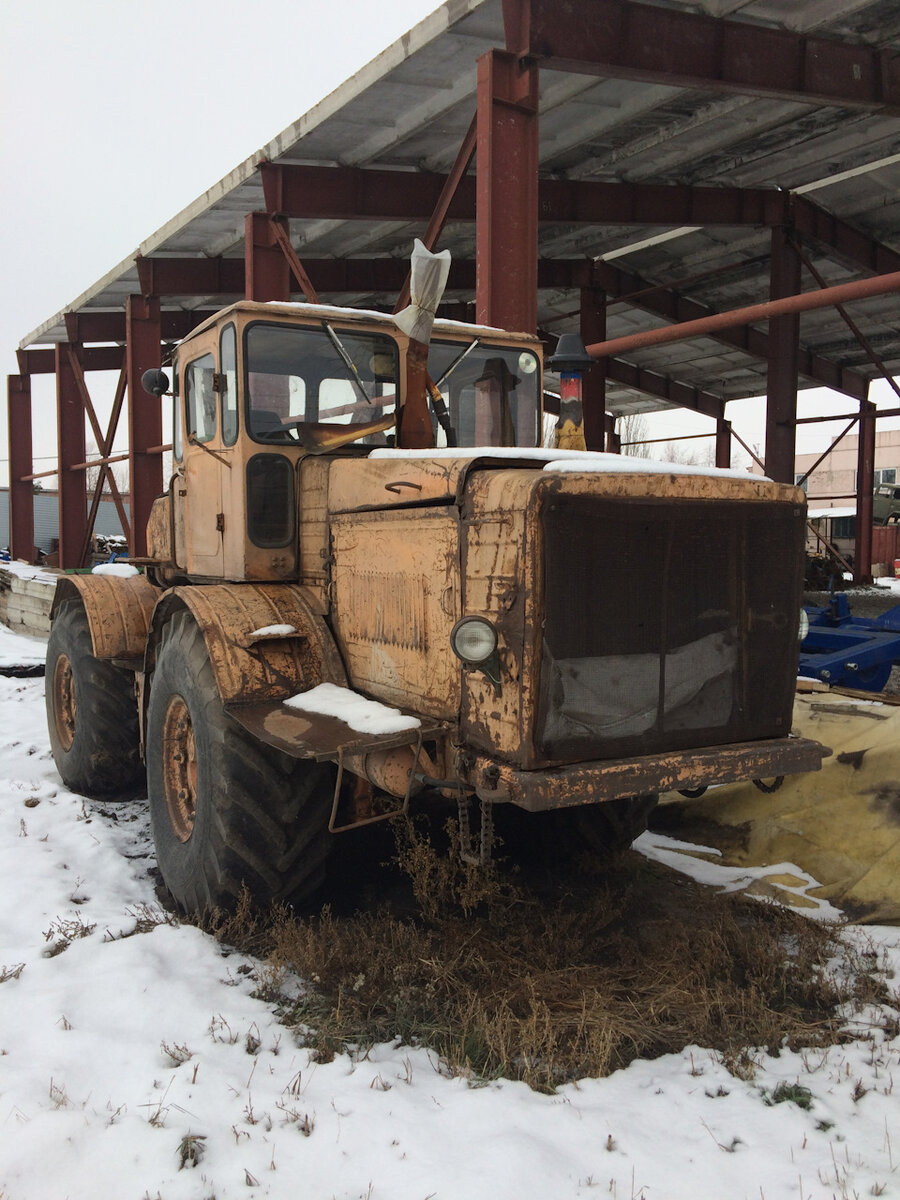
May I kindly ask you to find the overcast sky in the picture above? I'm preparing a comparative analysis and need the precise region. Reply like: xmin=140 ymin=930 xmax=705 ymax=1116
xmin=0 ymin=0 xmax=893 ymax=490
xmin=0 ymin=0 xmax=441 ymax=485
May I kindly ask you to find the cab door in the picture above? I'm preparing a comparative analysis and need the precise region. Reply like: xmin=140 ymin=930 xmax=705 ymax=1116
xmin=183 ymin=351 xmax=224 ymax=577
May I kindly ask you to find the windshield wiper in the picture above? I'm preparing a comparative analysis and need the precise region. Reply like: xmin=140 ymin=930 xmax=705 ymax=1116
xmin=433 ymin=338 xmax=480 ymax=390
xmin=321 ymin=321 xmax=373 ymax=407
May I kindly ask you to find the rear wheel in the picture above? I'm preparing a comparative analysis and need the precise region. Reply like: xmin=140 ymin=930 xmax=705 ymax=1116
xmin=45 ymin=601 xmax=142 ymax=795
xmin=146 ymin=613 xmax=334 ymax=913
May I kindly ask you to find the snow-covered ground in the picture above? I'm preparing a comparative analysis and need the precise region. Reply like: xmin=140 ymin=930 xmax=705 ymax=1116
xmin=1 ymin=634 xmax=899 ymax=1199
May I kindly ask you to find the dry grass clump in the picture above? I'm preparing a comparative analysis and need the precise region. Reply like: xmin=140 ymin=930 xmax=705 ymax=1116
xmin=202 ymin=818 xmax=895 ymax=1092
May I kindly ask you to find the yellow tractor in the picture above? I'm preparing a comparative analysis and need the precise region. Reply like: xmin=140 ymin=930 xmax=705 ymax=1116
xmin=45 ymin=246 xmax=826 ymax=912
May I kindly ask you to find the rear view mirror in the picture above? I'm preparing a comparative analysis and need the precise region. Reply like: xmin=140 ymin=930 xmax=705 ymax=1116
xmin=142 ymin=368 xmax=170 ymax=397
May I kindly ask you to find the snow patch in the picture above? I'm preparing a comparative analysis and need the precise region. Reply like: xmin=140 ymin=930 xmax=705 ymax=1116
xmin=248 ymin=623 xmax=297 ymax=638
xmin=91 ymin=563 xmax=139 ymax=577
xmin=370 ymin=446 xmax=767 ymax=481
xmin=284 ymin=681 xmax=421 ymax=734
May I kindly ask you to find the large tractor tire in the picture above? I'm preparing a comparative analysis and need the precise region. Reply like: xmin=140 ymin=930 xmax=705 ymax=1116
xmin=493 ymin=794 xmax=657 ymax=869
xmin=146 ymin=612 xmax=334 ymax=913
xmin=555 ymin=794 xmax=659 ymax=858
xmin=46 ymin=600 xmax=143 ymax=796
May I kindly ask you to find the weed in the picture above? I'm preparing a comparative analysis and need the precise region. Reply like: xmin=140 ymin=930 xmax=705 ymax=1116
xmin=208 ymin=1015 xmax=239 ymax=1045
xmin=177 ymin=1132 xmax=206 ymax=1169
xmin=42 ymin=913 xmax=96 ymax=957
xmin=178 ymin=826 xmax=894 ymax=1092
xmin=767 ymin=1082 xmax=814 ymax=1110
xmin=105 ymin=903 xmax=180 ymax=941
xmin=0 ymin=964 xmax=24 ymax=983
xmin=161 ymin=1041 xmax=193 ymax=1067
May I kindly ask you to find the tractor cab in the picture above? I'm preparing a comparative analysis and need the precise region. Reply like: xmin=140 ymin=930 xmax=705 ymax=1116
xmin=143 ymin=302 xmax=543 ymax=585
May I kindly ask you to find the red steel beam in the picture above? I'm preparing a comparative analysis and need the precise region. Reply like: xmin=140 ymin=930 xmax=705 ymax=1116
xmin=268 ymin=218 xmax=320 ymax=304
xmin=590 ymin=260 xmax=869 ymax=402
xmin=605 ymin=359 xmax=723 ymax=420
xmin=584 ymin=269 xmax=900 ymax=359
xmin=137 ymin=256 xmax=244 ymax=296
xmin=257 ymin=160 xmax=780 ymax=227
xmin=55 ymin=345 xmax=87 ymax=569
xmin=245 ymin=212 xmax=290 ymax=301
xmin=7 ymin=374 xmax=34 ymax=561
xmin=716 ymin=418 xmax=732 ymax=469
xmin=580 ymin=287 xmax=607 ymax=450
xmin=765 ymin=228 xmax=801 ymax=484
xmin=18 ymin=346 xmax=125 ymax=374
xmin=792 ymin=197 xmax=900 ymax=277
xmin=476 ymin=49 xmax=539 ymax=332
xmin=503 ymin=0 xmax=900 ymax=112
xmin=395 ymin=113 xmax=478 ymax=313
xmin=856 ymin=400 xmax=876 ymax=584
xmin=61 ymin=310 xmax=216 ymax=346
xmin=126 ymin=295 xmax=162 ymax=557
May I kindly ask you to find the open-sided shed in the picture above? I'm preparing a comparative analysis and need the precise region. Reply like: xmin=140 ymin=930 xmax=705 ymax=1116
xmin=6 ymin=0 xmax=900 ymax=574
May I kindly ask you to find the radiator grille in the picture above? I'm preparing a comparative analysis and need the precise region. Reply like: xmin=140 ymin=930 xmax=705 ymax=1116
xmin=537 ymin=496 xmax=804 ymax=763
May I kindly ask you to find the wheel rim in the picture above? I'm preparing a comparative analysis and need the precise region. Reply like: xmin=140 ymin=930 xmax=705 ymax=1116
xmin=161 ymin=695 xmax=197 ymax=842
xmin=51 ymin=653 xmax=77 ymax=751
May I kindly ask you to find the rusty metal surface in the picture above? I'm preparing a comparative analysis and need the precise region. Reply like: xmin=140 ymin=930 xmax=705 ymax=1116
xmin=145 ymin=496 xmax=173 ymax=564
xmin=459 ymin=469 xmax=536 ymax=760
xmin=149 ymin=583 xmax=346 ymax=706
xmin=160 ymin=694 xmax=197 ymax=842
xmin=227 ymin=699 xmax=443 ymax=762
xmin=469 ymin=737 xmax=830 ymax=812
xmin=457 ymin=466 xmax=807 ymax=767
xmin=50 ymin=651 xmax=76 ymax=751
xmin=330 ymin=508 xmax=461 ymax=718
xmin=51 ymin=574 xmax=160 ymax=662
xmin=327 ymin=454 xmax=460 ymax=512
xmin=297 ymin=455 xmax=330 ymax=611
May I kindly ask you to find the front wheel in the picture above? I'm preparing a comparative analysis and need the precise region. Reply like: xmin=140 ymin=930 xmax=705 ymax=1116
xmin=146 ymin=613 xmax=334 ymax=913
xmin=45 ymin=601 xmax=143 ymax=795
xmin=555 ymin=794 xmax=659 ymax=857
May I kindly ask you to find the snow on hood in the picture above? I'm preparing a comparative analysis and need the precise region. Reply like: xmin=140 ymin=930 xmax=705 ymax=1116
xmin=370 ymin=447 xmax=767 ymax=480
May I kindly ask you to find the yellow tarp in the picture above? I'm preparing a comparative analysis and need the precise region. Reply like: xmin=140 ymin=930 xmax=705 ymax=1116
xmin=658 ymin=686 xmax=900 ymax=923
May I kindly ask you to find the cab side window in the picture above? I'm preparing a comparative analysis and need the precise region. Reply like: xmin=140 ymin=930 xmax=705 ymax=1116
xmin=185 ymin=353 xmax=217 ymax=443
xmin=220 ymin=326 xmax=238 ymax=446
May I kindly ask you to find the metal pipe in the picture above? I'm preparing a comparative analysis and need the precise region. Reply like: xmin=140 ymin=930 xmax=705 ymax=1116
xmin=585 ymin=270 xmax=900 ymax=360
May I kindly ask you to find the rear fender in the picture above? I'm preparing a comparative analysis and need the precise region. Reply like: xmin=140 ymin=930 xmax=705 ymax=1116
xmin=51 ymin=574 xmax=160 ymax=664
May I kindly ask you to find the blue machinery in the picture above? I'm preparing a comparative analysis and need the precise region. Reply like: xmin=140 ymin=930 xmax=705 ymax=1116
xmin=799 ymin=593 xmax=900 ymax=691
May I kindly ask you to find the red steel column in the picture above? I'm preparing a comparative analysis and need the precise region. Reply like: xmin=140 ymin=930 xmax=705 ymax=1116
xmin=245 ymin=212 xmax=291 ymax=301
xmin=855 ymin=399 xmax=875 ymax=583
xmin=7 ymin=374 xmax=34 ymax=561
xmin=765 ymin=227 xmax=801 ymax=483
xmin=716 ymin=416 xmax=732 ymax=469
xmin=580 ymin=287 xmax=607 ymax=451
xmin=475 ymin=49 xmax=538 ymax=333
xmin=126 ymin=295 xmax=162 ymax=557
xmin=56 ymin=344 xmax=87 ymax=568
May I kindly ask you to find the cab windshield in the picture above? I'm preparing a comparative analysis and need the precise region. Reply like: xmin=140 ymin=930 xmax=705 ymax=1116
xmin=243 ymin=321 xmax=541 ymax=450
xmin=426 ymin=340 xmax=540 ymax=448
xmin=245 ymin=322 xmax=399 ymax=449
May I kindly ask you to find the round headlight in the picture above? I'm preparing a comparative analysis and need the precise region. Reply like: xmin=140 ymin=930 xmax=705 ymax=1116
xmin=451 ymin=617 xmax=498 ymax=664
xmin=798 ymin=608 xmax=809 ymax=643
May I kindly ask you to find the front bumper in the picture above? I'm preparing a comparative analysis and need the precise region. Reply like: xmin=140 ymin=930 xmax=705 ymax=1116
xmin=469 ymin=736 xmax=830 ymax=812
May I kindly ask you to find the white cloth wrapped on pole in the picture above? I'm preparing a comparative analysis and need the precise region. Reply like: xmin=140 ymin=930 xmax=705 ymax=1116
xmin=395 ymin=239 xmax=452 ymax=345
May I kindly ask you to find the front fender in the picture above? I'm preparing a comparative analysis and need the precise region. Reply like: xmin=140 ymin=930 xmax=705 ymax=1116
xmin=144 ymin=583 xmax=347 ymax=707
